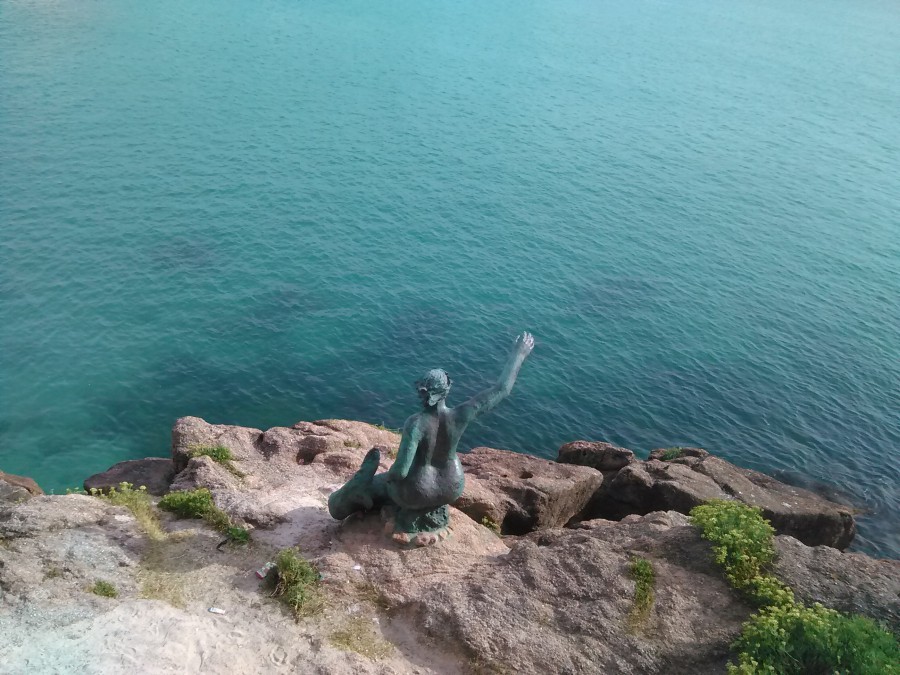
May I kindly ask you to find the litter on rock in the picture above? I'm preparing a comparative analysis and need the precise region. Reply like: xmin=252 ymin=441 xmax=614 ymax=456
xmin=208 ymin=607 xmax=226 ymax=614
xmin=352 ymin=564 xmax=362 ymax=571
xmin=255 ymin=561 xmax=276 ymax=579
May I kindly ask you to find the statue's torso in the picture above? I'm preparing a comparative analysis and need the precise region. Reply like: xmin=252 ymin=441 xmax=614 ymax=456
xmin=389 ymin=408 xmax=465 ymax=509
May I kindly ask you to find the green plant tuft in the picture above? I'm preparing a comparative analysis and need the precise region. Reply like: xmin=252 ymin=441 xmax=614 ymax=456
xmin=659 ymin=447 xmax=685 ymax=461
xmin=158 ymin=488 xmax=217 ymax=519
xmin=226 ymin=526 xmax=251 ymax=545
xmin=627 ymin=556 xmax=655 ymax=630
xmin=690 ymin=500 xmax=900 ymax=673
xmin=90 ymin=580 xmax=118 ymax=598
xmin=158 ymin=488 xmax=249 ymax=544
xmin=271 ymin=547 xmax=323 ymax=619
xmin=480 ymin=515 xmax=501 ymax=535
xmin=187 ymin=444 xmax=245 ymax=477
xmin=91 ymin=482 xmax=165 ymax=541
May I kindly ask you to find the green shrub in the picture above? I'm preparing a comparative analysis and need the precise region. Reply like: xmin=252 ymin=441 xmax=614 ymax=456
xmin=744 ymin=574 xmax=795 ymax=608
xmin=187 ymin=444 xmax=245 ymax=477
xmin=271 ymin=547 xmax=323 ymax=618
xmin=91 ymin=482 xmax=165 ymax=541
xmin=690 ymin=500 xmax=900 ymax=673
xmin=90 ymin=580 xmax=118 ymax=598
xmin=659 ymin=447 xmax=685 ymax=461
xmin=158 ymin=488 xmax=249 ymax=545
xmin=690 ymin=500 xmax=776 ymax=591
xmin=728 ymin=603 xmax=900 ymax=675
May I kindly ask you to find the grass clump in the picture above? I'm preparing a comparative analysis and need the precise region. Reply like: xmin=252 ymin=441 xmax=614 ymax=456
xmin=226 ymin=525 xmax=251 ymax=545
xmin=355 ymin=581 xmax=390 ymax=611
xmin=90 ymin=580 xmax=118 ymax=598
xmin=480 ymin=515 xmax=501 ymax=535
xmin=139 ymin=567 xmax=186 ymax=608
xmin=690 ymin=500 xmax=900 ymax=674
xmin=158 ymin=488 xmax=216 ymax=519
xmin=137 ymin=531 xmax=198 ymax=608
xmin=187 ymin=444 xmax=245 ymax=477
xmin=329 ymin=616 xmax=394 ymax=660
xmin=271 ymin=547 xmax=324 ymax=619
xmin=627 ymin=556 xmax=655 ymax=630
xmin=91 ymin=482 xmax=165 ymax=541
xmin=659 ymin=447 xmax=685 ymax=461
xmin=158 ymin=488 xmax=250 ymax=545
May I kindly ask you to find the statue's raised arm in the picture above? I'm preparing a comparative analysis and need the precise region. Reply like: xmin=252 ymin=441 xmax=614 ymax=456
xmin=455 ymin=332 xmax=535 ymax=427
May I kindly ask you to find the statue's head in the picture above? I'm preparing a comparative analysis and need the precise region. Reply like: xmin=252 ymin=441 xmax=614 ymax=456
xmin=416 ymin=368 xmax=451 ymax=408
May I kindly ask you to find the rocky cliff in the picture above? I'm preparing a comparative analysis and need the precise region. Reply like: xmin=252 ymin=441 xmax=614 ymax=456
xmin=0 ymin=419 xmax=896 ymax=674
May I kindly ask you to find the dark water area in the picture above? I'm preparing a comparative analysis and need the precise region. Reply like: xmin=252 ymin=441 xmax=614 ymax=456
xmin=1 ymin=0 xmax=898 ymax=557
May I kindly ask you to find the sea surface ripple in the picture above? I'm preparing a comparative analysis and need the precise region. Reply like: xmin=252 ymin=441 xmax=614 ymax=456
xmin=1 ymin=0 xmax=898 ymax=557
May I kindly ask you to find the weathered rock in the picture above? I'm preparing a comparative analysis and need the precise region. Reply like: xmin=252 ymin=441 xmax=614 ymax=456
xmin=558 ymin=439 xmax=636 ymax=471
xmin=774 ymin=535 xmax=900 ymax=633
xmin=648 ymin=446 xmax=709 ymax=462
xmin=599 ymin=453 xmax=856 ymax=549
xmin=452 ymin=446 xmax=604 ymax=534
xmin=605 ymin=460 xmax=724 ymax=516
xmin=0 ymin=469 xmax=44 ymax=504
xmin=0 ymin=495 xmax=143 ymax=600
xmin=403 ymin=511 xmax=751 ymax=674
xmin=172 ymin=416 xmax=400 ymax=473
xmin=169 ymin=416 xmax=401 ymax=528
xmin=83 ymin=458 xmax=176 ymax=496
xmin=0 ymin=494 xmax=115 ymax=539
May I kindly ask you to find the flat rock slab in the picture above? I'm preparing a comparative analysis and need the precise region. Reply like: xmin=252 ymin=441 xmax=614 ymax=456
xmin=603 ymin=451 xmax=856 ymax=549
xmin=84 ymin=458 xmax=176 ymax=496
xmin=453 ymin=446 xmax=603 ymax=534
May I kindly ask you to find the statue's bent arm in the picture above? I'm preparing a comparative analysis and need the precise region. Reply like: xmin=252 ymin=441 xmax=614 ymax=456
xmin=455 ymin=333 xmax=534 ymax=426
xmin=389 ymin=416 xmax=422 ymax=480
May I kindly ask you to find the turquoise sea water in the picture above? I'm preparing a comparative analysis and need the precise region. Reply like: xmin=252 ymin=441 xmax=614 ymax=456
xmin=1 ymin=0 xmax=898 ymax=557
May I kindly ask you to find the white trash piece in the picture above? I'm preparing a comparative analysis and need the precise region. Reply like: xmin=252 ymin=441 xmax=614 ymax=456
xmin=208 ymin=607 xmax=226 ymax=615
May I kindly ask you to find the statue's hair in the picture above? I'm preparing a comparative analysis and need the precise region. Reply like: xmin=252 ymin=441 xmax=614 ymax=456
xmin=416 ymin=368 xmax=452 ymax=406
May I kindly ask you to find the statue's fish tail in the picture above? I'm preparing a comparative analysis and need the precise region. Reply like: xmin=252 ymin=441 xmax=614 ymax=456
xmin=327 ymin=447 xmax=382 ymax=520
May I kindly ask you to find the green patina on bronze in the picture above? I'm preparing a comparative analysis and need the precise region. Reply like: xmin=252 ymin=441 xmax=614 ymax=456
xmin=328 ymin=333 xmax=535 ymax=546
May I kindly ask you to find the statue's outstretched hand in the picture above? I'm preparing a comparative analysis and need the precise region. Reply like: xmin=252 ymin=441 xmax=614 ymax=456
xmin=514 ymin=331 xmax=535 ymax=358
